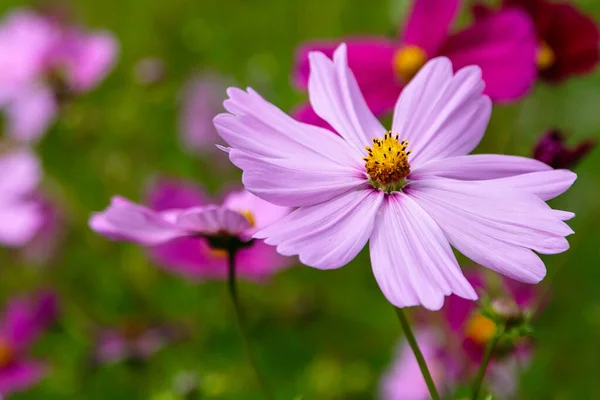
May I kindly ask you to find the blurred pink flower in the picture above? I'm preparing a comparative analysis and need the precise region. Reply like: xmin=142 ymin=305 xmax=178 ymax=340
xmin=214 ymin=44 xmax=575 ymax=310
xmin=293 ymin=0 xmax=537 ymax=127
xmin=89 ymin=180 xmax=292 ymax=282
xmin=179 ymin=73 xmax=228 ymax=154
xmin=380 ymin=330 xmax=450 ymax=400
xmin=93 ymin=321 xmax=187 ymax=365
xmin=0 ymin=290 xmax=58 ymax=396
xmin=533 ymin=129 xmax=594 ymax=170
xmin=0 ymin=8 xmax=118 ymax=142
xmin=0 ymin=150 xmax=44 ymax=247
xmin=21 ymin=193 xmax=64 ymax=265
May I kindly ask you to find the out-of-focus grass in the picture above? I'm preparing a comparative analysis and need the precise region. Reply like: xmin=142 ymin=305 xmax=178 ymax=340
xmin=0 ymin=0 xmax=599 ymax=399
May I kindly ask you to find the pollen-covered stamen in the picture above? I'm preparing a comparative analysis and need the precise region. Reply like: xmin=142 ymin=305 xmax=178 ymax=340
xmin=537 ymin=41 xmax=556 ymax=70
xmin=364 ymin=131 xmax=411 ymax=190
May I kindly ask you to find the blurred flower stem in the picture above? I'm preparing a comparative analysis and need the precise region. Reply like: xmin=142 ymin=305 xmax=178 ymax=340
xmin=226 ymin=249 xmax=275 ymax=400
xmin=470 ymin=324 xmax=506 ymax=400
xmin=394 ymin=307 xmax=440 ymax=400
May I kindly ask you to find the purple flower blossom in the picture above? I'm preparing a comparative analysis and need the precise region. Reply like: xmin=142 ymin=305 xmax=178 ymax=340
xmin=533 ymin=129 xmax=594 ymax=170
xmin=293 ymin=0 xmax=537 ymax=127
xmin=90 ymin=182 xmax=292 ymax=282
xmin=0 ymin=9 xmax=118 ymax=142
xmin=214 ymin=44 xmax=575 ymax=310
xmin=0 ymin=150 xmax=44 ymax=247
xmin=179 ymin=73 xmax=228 ymax=154
xmin=0 ymin=291 xmax=58 ymax=396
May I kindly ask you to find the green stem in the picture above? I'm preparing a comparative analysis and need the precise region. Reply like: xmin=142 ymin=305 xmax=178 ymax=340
xmin=394 ymin=308 xmax=440 ymax=400
xmin=227 ymin=249 xmax=275 ymax=400
xmin=471 ymin=325 xmax=505 ymax=400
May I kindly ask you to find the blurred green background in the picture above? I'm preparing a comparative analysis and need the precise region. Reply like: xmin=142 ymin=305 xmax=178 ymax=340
xmin=1 ymin=0 xmax=599 ymax=398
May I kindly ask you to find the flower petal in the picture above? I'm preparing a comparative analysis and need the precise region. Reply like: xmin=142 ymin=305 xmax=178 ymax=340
xmin=369 ymin=193 xmax=476 ymax=311
xmin=411 ymin=154 xmax=551 ymax=181
xmin=401 ymin=0 xmax=460 ymax=56
xmin=6 ymin=84 xmax=57 ymax=143
xmin=146 ymin=178 xmax=207 ymax=211
xmin=0 ymin=202 xmax=43 ymax=246
xmin=391 ymin=57 xmax=491 ymax=167
xmin=307 ymin=43 xmax=386 ymax=151
xmin=176 ymin=205 xmax=251 ymax=237
xmin=214 ymin=87 xmax=366 ymax=207
xmin=409 ymin=179 xmax=574 ymax=283
xmin=443 ymin=9 xmax=537 ymax=102
xmin=66 ymin=31 xmax=119 ymax=92
xmin=490 ymin=170 xmax=577 ymax=201
xmin=255 ymin=189 xmax=383 ymax=270
xmin=89 ymin=196 xmax=188 ymax=246
xmin=0 ymin=360 xmax=47 ymax=395
xmin=0 ymin=150 xmax=40 ymax=198
xmin=222 ymin=189 xmax=290 ymax=233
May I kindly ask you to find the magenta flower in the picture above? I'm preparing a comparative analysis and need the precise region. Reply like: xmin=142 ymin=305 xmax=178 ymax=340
xmin=0 ymin=291 xmax=58 ymax=396
xmin=0 ymin=150 xmax=44 ymax=247
xmin=293 ymin=0 xmax=537 ymax=127
xmin=0 ymin=9 xmax=118 ymax=142
xmin=214 ymin=44 xmax=575 ymax=310
xmin=380 ymin=330 xmax=450 ymax=400
xmin=533 ymin=129 xmax=594 ymax=170
xmin=90 ymin=181 xmax=291 ymax=282
xmin=179 ymin=73 xmax=228 ymax=155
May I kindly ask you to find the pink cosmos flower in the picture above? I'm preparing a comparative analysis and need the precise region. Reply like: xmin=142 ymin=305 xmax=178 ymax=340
xmin=0 ymin=150 xmax=44 ymax=247
xmin=214 ymin=44 xmax=575 ymax=311
xmin=293 ymin=0 xmax=537 ymax=127
xmin=0 ymin=9 xmax=118 ymax=142
xmin=380 ymin=330 xmax=450 ymax=400
xmin=179 ymin=73 xmax=228 ymax=155
xmin=0 ymin=291 xmax=58 ymax=396
xmin=89 ymin=182 xmax=291 ymax=282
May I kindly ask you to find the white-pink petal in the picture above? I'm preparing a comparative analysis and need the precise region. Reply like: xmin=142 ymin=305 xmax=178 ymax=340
xmin=391 ymin=58 xmax=491 ymax=167
xmin=176 ymin=205 xmax=251 ymax=237
xmin=369 ymin=193 xmax=476 ymax=311
xmin=409 ymin=179 xmax=573 ymax=283
xmin=255 ymin=189 xmax=383 ymax=270
xmin=308 ymin=43 xmax=385 ymax=151
xmin=489 ymin=170 xmax=577 ymax=201
xmin=0 ymin=150 xmax=40 ymax=198
xmin=411 ymin=154 xmax=552 ymax=181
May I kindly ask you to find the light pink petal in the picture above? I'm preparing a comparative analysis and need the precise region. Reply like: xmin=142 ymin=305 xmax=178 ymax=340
xmin=293 ymin=39 xmax=401 ymax=117
xmin=0 ymin=150 xmax=40 ymax=198
xmin=0 ymin=202 xmax=43 ymax=246
xmin=67 ymin=31 xmax=118 ymax=92
xmin=223 ymin=189 xmax=290 ymax=233
xmin=214 ymin=87 xmax=365 ymax=208
xmin=391 ymin=58 xmax=491 ymax=168
xmin=292 ymin=103 xmax=334 ymax=130
xmin=6 ymin=84 xmax=57 ymax=143
xmin=380 ymin=330 xmax=447 ymax=400
xmin=176 ymin=205 xmax=250 ymax=237
xmin=401 ymin=0 xmax=460 ymax=56
xmin=0 ymin=360 xmax=47 ymax=395
xmin=89 ymin=196 xmax=188 ymax=246
xmin=490 ymin=170 xmax=577 ymax=201
xmin=411 ymin=154 xmax=552 ymax=180
xmin=307 ymin=43 xmax=386 ymax=151
xmin=409 ymin=179 xmax=574 ymax=283
xmin=369 ymin=193 xmax=476 ymax=311
xmin=255 ymin=189 xmax=383 ymax=270
xmin=443 ymin=9 xmax=537 ymax=102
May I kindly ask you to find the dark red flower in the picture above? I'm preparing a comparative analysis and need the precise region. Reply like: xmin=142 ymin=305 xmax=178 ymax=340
xmin=504 ymin=0 xmax=600 ymax=82
xmin=533 ymin=130 xmax=595 ymax=169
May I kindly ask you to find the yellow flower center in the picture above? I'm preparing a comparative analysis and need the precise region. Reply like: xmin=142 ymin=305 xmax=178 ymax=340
xmin=0 ymin=338 xmax=14 ymax=368
xmin=364 ymin=132 xmax=411 ymax=191
xmin=465 ymin=314 xmax=497 ymax=345
xmin=393 ymin=45 xmax=428 ymax=83
xmin=537 ymin=42 xmax=556 ymax=70
xmin=239 ymin=210 xmax=255 ymax=228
